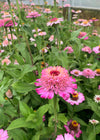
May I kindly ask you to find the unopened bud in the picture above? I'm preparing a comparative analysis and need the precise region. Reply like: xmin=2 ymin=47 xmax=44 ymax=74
xmin=6 ymin=89 xmax=13 ymax=99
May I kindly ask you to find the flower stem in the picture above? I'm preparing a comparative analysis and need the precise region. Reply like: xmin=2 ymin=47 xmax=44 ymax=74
xmin=53 ymin=94 xmax=57 ymax=137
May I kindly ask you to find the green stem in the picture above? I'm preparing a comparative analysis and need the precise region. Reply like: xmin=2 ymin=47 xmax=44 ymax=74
xmin=53 ymin=94 xmax=57 ymax=137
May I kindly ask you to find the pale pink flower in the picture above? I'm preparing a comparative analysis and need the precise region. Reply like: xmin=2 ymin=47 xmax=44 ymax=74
xmin=0 ymin=129 xmax=9 ymax=140
xmin=94 ymin=95 xmax=100 ymax=103
xmin=0 ymin=50 xmax=4 ymax=54
xmin=34 ymin=34 xmax=37 ymax=38
xmin=31 ymin=3 xmax=35 ymax=6
xmin=93 ymin=46 xmax=100 ymax=54
xmin=64 ymin=120 xmax=82 ymax=138
xmin=95 ymin=69 xmax=100 ymax=76
xmin=75 ymin=10 xmax=82 ymax=13
xmin=38 ymin=31 xmax=46 ymax=36
xmin=64 ymin=46 xmax=73 ymax=53
xmin=55 ymin=39 xmax=63 ymax=45
xmin=89 ymin=119 xmax=99 ymax=125
xmin=35 ymin=66 xmax=77 ymax=99
xmin=26 ymin=11 xmax=41 ymax=18
xmin=2 ymin=58 xmax=11 ymax=65
xmin=80 ymin=20 xmax=91 ymax=26
xmin=66 ymin=91 xmax=85 ymax=105
xmin=56 ymin=133 xmax=75 ymax=140
xmin=47 ymin=17 xmax=63 ymax=26
xmin=70 ymin=69 xmax=82 ymax=76
xmin=32 ymin=28 xmax=41 ymax=33
xmin=98 ymin=85 xmax=100 ymax=90
xmin=90 ymin=18 xmax=99 ymax=22
xmin=43 ymin=8 xmax=52 ymax=13
xmin=64 ymin=4 xmax=71 ymax=7
xmin=6 ymin=89 xmax=13 ymax=98
xmin=78 ymin=32 xmax=88 ymax=40
xmin=30 ymin=37 xmax=35 ymax=42
xmin=82 ymin=46 xmax=92 ymax=54
xmin=2 ymin=39 xmax=12 ymax=47
xmin=82 ymin=68 xmax=95 ymax=78
xmin=14 ymin=59 xmax=19 ymax=65
xmin=49 ymin=35 xmax=54 ymax=42
xmin=7 ymin=34 xmax=17 ymax=40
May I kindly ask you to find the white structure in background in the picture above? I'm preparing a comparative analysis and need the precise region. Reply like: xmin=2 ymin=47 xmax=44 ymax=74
xmin=8 ymin=0 xmax=100 ymax=10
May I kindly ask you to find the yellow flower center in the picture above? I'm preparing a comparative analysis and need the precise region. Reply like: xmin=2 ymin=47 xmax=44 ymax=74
xmin=96 ymin=69 xmax=100 ymax=74
xmin=72 ymin=120 xmax=78 ymax=127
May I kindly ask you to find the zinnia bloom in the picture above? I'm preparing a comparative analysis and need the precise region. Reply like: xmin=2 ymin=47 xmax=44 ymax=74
xmin=78 ymin=32 xmax=88 ymax=40
xmin=70 ymin=69 xmax=82 ymax=77
xmin=66 ymin=91 xmax=85 ymax=105
xmin=47 ymin=17 xmax=63 ymax=26
xmin=94 ymin=95 xmax=100 ymax=103
xmin=64 ymin=120 xmax=82 ymax=138
xmin=0 ymin=129 xmax=9 ymax=140
xmin=56 ymin=133 xmax=75 ymax=140
xmin=89 ymin=119 xmax=99 ymax=125
xmin=35 ymin=66 xmax=77 ymax=99
xmin=82 ymin=46 xmax=92 ymax=54
xmin=2 ymin=58 xmax=11 ymax=65
xmin=64 ymin=46 xmax=73 ymax=54
xmin=82 ymin=68 xmax=95 ymax=78
xmin=93 ymin=45 xmax=100 ymax=54
xmin=26 ymin=11 xmax=41 ymax=18
xmin=95 ymin=69 xmax=100 ymax=76
xmin=0 ymin=18 xmax=17 ymax=27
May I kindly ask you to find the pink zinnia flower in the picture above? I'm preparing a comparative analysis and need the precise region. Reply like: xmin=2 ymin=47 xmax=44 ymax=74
xmin=56 ymin=133 xmax=75 ymax=140
xmin=35 ymin=66 xmax=77 ymax=99
xmin=7 ymin=34 xmax=17 ymax=40
xmin=95 ymin=69 xmax=100 ymax=76
xmin=49 ymin=35 xmax=54 ymax=42
xmin=1 ymin=58 xmax=11 ymax=65
xmin=91 ymin=18 xmax=99 ymax=22
xmin=64 ymin=46 xmax=73 ymax=53
xmin=93 ymin=45 xmax=100 ymax=54
xmin=47 ymin=17 xmax=63 ymax=26
xmin=38 ymin=31 xmax=46 ymax=36
xmin=26 ymin=11 xmax=41 ymax=18
xmin=94 ymin=95 xmax=100 ymax=103
xmin=0 ymin=18 xmax=17 ymax=27
xmin=80 ymin=20 xmax=91 ymax=26
xmin=70 ymin=69 xmax=82 ymax=76
xmin=64 ymin=4 xmax=71 ymax=7
xmin=64 ymin=120 xmax=82 ymax=138
xmin=98 ymin=85 xmax=100 ymax=90
xmin=78 ymin=32 xmax=88 ymax=40
xmin=0 ymin=129 xmax=9 ymax=140
xmin=66 ymin=91 xmax=85 ymax=105
xmin=82 ymin=46 xmax=92 ymax=54
xmin=2 ymin=39 xmax=12 ymax=47
xmin=0 ymin=50 xmax=4 ymax=54
xmin=82 ymin=68 xmax=95 ymax=78
xmin=43 ymin=8 xmax=52 ymax=13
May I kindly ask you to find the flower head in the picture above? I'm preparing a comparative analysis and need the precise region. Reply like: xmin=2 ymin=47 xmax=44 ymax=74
xmin=47 ymin=17 xmax=63 ymax=26
xmin=94 ymin=95 xmax=100 ymax=103
xmin=35 ymin=66 xmax=77 ymax=99
xmin=64 ymin=46 xmax=73 ymax=53
xmin=93 ymin=45 xmax=100 ymax=54
xmin=89 ymin=119 xmax=99 ymax=125
xmin=82 ymin=68 xmax=95 ymax=78
xmin=64 ymin=120 xmax=82 ymax=138
xmin=95 ymin=69 xmax=100 ymax=76
xmin=82 ymin=46 xmax=92 ymax=54
xmin=78 ymin=32 xmax=88 ymax=40
xmin=26 ymin=11 xmax=41 ymax=18
xmin=56 ymin=133 xmax=75 ymax=140
xmin=70 ymin=69 xmax=82 ymax=77
xmin=0 ymin=129 xmax=9 ymax=140
xmin=66 ymin=91 xmax=85 ymax=105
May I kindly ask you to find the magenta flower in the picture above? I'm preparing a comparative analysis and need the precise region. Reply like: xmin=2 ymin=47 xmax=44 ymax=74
xmin=0 ymin=129 xmax=9 ymax=140
xmin=64 ymin=120 xmax=82 ymax=138
xmin=64 ymin=46 xmax=73 ymax=54
xmin=82 ymin=68 xmax=95 ymax=78
xmin=66 ymin=91 xmax=85 ymax=105
xmin=78 ymin=32 xmax=88 ymax=40
xmin=35 ymin=66 xmax=77 ymax=99
xmin=0 ymin=18 xmax=17 ymax=27
xmin=93 ymin=46 xmax=100 ymax=54
xmin=56 ymin=133 xmax=75 ymax=140
xmin=98 ymin=85 xmax=100 ymax=90
xmin=82 ymin=46 xmax=92 ymax=54
xmin=70 ymin=69 xmax=82 ymax=77
xmin=26 ymin=11 xmax=41 ymax=18
xmin=47 ymin=17 xmax=63 ymax=26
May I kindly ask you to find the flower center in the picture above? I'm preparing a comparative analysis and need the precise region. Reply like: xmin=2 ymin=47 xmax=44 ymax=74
xmin=50 ymin=18 xmax=58 ymax=22
xmin=69 ymin=120 xmax=78 ymax=131
xmin=74 ymin=71 xmax=79 ymax=75
xmin=83 ymin=21 xmax=88 ymax=24
xmin=50 ymin=70 xmax=60 ymax=76
xmin=92 ymin=18 xmax=96 ymax=20
xmin=96 ymin=69 xmax=100 ymax=74
xmin=71 ymin=92 xmax=78 ymax=101
xmin=96 ymin=97 xmax=100 ymax=101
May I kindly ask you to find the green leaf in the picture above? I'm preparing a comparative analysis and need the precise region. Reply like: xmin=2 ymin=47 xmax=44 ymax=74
xmin=0 ymin=71 xmax=4 ymax=80
xmin=12 ymin=81 xmax=35 ymax=93
xmin=71 ymin=28 xmax=82 ymax=41
xmin=8 ymin=129 xmax=28 ymax=140
xmin=88 ymin=131 xmax=96 ymax=140
xmin=96 ymin=124 xmax=100 ymax=134
xmin=57 ymin=113 xmax=68 ymax=124
xmin=7 ymin=118 xmax=35 ymax=130
xmin=19 ymin=101 xmax=33 ymax=117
